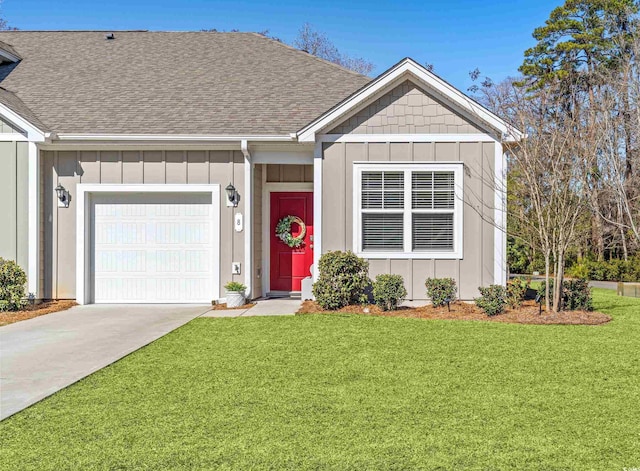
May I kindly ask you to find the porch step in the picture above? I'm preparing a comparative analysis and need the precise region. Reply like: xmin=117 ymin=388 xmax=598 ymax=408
xmin=267 ymin=291 xmax=301 ymax=300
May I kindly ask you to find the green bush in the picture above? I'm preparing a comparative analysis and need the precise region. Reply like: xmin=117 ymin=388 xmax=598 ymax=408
xmin=567 ymin=258 xmax=640 ymax=282
xmin=563 ymin=279 xmax=593 ymax=311
xmin=425 ymin=278 xmax=457 ymax=308
xmin=312 ymin=251 xmax=370 ymax=310
xmin=538 ymin=279 xmax=593 ymax=311
xmin=224 ymin=281 xmax=246 ymax=292
xmin=0 ymin=258 xmax=27 ymax=312
xmin=475 ymin=285 xmax=507 ymax=316
xmin=506 ymin=278 xmax=530 ymax=308
xmin=372 ymin=274 xmax=407 ymax=311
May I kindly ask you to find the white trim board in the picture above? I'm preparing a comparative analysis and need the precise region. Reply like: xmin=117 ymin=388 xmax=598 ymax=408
xmin=313 ymin=142 xmax=322 ymax=282
xmin=0 ymin=104 xmax=47 ymax=142
xmin=352 ymin=162 xmax=464 ymax=260
xmin=56 ymin=134 xmax=295 ymax=142
xmin=27 ymin=142 xmax=40 ymax=297
xmin=297 ymin=58 xmax=523 ymax=143
xmin=318 ymin=133 xmax=497 ymax=143
xmin=494 ymin=143 xmax=507 ymax=285
xmin=75 ymin=184 xmax=221 ymax=305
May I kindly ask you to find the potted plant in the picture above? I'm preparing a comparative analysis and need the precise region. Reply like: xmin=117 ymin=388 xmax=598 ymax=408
xmin=224 ymin=281 xmax=247 ymax=308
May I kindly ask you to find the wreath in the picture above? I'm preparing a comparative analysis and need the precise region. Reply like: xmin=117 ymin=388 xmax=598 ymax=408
xmin=275 ymin=215 xmax=306 ymax=248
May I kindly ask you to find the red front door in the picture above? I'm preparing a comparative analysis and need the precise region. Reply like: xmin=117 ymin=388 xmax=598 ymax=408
xmin=270 ymin=192 xmax=313 ymax=292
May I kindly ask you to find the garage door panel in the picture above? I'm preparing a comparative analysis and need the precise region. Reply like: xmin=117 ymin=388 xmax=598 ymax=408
xmin=92 ymin=193 xmax=216 ymax=303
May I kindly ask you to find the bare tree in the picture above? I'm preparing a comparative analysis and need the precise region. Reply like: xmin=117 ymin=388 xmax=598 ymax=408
xmin=294 ymin=23 xmax=374 ymax=75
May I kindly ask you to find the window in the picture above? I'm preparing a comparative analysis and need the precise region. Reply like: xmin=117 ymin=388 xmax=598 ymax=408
xmin=354 ymin=163 xmax=463 ymax=258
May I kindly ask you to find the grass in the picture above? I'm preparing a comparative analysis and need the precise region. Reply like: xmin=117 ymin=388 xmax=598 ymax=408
xmin=1 ymin=289 xmax=639 ymax=470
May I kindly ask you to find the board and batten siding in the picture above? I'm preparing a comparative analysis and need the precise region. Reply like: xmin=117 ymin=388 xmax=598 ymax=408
xmin=321 ymin=141 xmax=495 ymax=301
xmin=40 ymin=149 xmax=246 ymax=300
xmin=252 ymin=163 xmax=263 ymax=299
xmin=0 ymin=141 xmax=29 ymax=272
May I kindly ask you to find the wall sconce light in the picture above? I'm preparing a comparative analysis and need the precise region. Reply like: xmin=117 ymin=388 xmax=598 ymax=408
xmin=55 ymin=184 xmax=69 ymax=208
xmin=225 ymin=183 xmax=239 ymax=207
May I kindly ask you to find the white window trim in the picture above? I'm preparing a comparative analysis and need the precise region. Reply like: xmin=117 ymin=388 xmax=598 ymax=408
xmin=352 ymin=162 xmax=464 ymax=259
xmin=75 ymin=184 xmax=221 ymax=305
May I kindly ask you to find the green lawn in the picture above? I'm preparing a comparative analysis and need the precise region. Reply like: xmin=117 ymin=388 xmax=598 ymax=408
xmin=1 ymin=289 xmax=639 ymax=470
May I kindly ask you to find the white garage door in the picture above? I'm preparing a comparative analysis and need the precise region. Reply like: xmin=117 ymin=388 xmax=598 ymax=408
xmin=91 ymin=193 xmax=216 ymax=303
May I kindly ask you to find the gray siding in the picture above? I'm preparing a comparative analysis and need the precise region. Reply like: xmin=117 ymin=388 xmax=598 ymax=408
xmin=41 ymin=149 xmax=246 ymax=300
xmin=265 ymin=164 xmax=313 ymax=183
xmin=253 ymin=163 xmax=263 ymax=299
xmin=329 ymin=81 xmax=483 ymax=135
xmin=0 ymin=141 xmax=29 ymax=273
xmin=322 ymin=140 xmax=495 ymax=301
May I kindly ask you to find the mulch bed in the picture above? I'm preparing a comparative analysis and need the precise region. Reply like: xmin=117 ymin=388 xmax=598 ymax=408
xmin=297 ymin=300 xmax=611 ymax=325
xmin=0 ymin=300 xmax=78 ymax=327
xmin=211 ymin=302 xmax=256 ymax=310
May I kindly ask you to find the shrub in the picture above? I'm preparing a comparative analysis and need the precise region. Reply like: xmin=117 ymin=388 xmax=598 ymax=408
xmin=563 ymin=279 xmax=593 ymax=311
xmin=538 ymin=279 xmax=593 ymax=311
xmin=372 ymin=274 xmax=407 ymax=311
xmin=505 ymin=278 xmax=530 ymax=308
xmin=0 ymin=258 xmax=27 ymax=312
xmin=312 ymin=251 xmax=370 ymax=310
xmin=567 ymin=258 xmax=640 ymax=282
xmin=425 ymin=278 xmax=457 ymax=308
xmin=475 ymin=285 xmax=507 ymax=316
xmin=224 ymin=281 xmax=246 ymax=292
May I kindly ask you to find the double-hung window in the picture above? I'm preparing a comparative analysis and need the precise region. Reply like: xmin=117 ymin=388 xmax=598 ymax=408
xmin=354 ymin=163 xmax=463 ymax=258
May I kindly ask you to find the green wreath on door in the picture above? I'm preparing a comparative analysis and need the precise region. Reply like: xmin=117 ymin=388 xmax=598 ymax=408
xmin=275 ymin=215 xmax=306 ymax=248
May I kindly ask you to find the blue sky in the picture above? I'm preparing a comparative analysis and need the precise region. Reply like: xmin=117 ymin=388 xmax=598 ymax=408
xmin=3 ymin=0 xmax=560 ymax=90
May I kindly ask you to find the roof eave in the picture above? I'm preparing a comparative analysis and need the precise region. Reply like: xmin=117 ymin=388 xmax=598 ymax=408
xmin=297 ymin=57 xmax=524 ymax=143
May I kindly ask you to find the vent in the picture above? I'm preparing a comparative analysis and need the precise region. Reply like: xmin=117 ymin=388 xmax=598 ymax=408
xmin=105 ymin=33 xmax=115 ymax=40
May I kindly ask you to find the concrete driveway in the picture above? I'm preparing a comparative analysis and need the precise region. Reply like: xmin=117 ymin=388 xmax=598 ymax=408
xmin=0 ymin=304 xmax=210 ymax=420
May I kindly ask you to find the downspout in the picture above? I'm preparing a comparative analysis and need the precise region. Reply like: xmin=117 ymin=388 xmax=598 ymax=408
xmin=241 ymin=139 xmax=252 ymax=299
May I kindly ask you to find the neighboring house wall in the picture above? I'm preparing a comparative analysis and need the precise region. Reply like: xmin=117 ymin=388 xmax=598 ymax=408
xmin=329 ymin=81 xmax=483 ymax=135
xmin=0 ymin=141 xmax=29 ymax=272
xmin=322 ymin=83 xmax=497 ymax=301
xmin=40 ymin=149 xmax=246 ymax=299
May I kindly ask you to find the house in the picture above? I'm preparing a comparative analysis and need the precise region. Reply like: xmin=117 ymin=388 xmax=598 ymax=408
xmin=0 ymin=31 xmax=522 ymax=304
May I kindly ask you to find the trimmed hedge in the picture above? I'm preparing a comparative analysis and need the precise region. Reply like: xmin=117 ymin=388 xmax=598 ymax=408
xmin=425 ymin=278 xmax=457 ymax=308
xmin=373 ymin=274 xmax=407 ymax=311
xmin=312 ymin=251 xmax=370 ymax=310
xmin=0 ymin=258 xmax=27 ymax=312
xmin=475 ymin=285 xmax=507 ymax=316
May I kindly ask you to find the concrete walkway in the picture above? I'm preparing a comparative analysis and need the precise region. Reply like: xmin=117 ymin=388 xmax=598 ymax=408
xmin=201 ymin=298 xmax=301 ymax=318
xmin=0 ymin=304 xmax=210 ymax=420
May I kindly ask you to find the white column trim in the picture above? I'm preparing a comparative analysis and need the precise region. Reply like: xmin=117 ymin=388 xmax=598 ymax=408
xmin=313 ymin=142 xmax=323 ymax=282
xmin=494 ymin=142 xmax=507 ymax=285
xmin=241 ymin=140 xmax=252 ymax=299
xmin=27 ymin=142 xmax=40 ymax=297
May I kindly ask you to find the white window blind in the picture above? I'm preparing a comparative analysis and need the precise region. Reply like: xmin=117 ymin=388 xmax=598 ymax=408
xmin=361 ymin=171 xmax=404 ymax=251
xmin=355 ymin=164 xmax=463 ymax=258
xmin=411 ymin=171 xmax=455 ymax=251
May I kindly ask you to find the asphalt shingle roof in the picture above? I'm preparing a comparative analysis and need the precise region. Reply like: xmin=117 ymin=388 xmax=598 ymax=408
xmin=0 ymin=31 xmax=371 ymax=135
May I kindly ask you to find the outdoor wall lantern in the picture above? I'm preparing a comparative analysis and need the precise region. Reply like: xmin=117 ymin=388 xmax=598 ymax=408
xmin=55 ymin=184 xmax=69 ymax=208
xmin=225 ymin=183 xmax=239 ymax=207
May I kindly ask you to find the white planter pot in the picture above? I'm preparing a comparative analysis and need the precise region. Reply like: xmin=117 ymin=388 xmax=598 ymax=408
xmin=226 ymin=291 xmax=245 ymax=308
